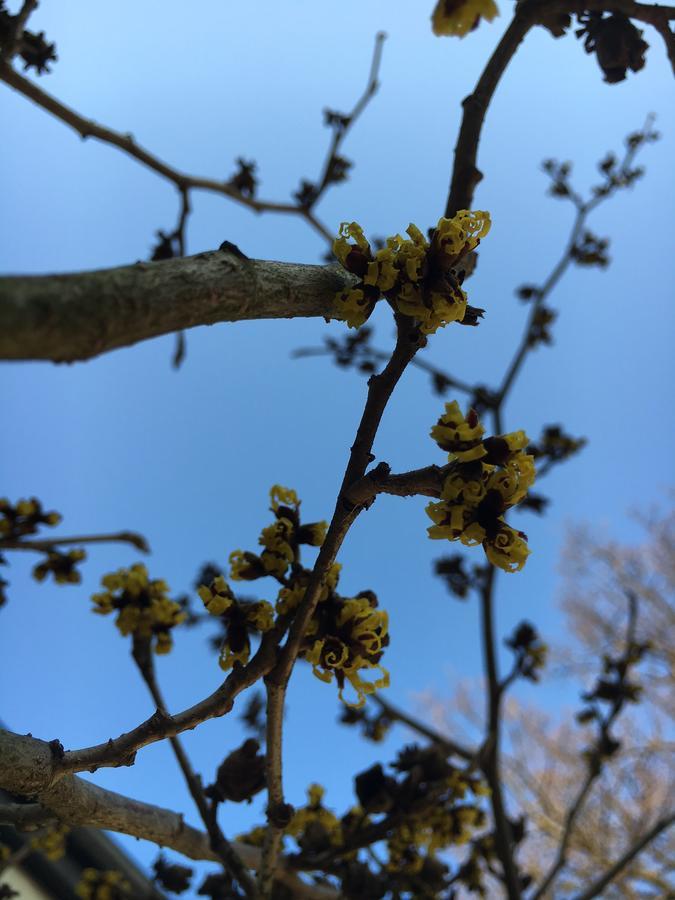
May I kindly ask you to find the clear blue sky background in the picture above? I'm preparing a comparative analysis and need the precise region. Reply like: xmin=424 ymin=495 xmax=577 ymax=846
xmin=1 ymin=0 xmax=673 ymax=886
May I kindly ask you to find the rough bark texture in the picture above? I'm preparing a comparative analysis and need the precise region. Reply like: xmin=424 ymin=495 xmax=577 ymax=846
xmin=0 ymin=250 xmax=351 ymax=363
xmin=0 ymin=729 xmax=337 ymax=899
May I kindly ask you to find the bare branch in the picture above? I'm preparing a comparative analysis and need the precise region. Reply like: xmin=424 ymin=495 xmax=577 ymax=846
xmin=0 ymin=252 xmax=352 ymax=363
xmin=530 ymin=591 xmax=643 ymax=899
xmin=571 ymin=812 xmax=675 ymax=900
xmin=478 ymin=568 xmax=523 ymax=899
xmin=371 ymin=695 xmax=475 ymax=761
xmin=132 ymin=641 xmax=258 ymax=899
xmin=2 ymin=530 xmax=149 ymax=553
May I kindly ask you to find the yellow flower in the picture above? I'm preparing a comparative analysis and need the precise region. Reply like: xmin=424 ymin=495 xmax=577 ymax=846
xmin=426 ymin=403 xmax=536 ymax=572
xmin=335 ymin=287 xmax=375 ymax=329
xmin=332 ymin=209 xmax=490 ymax=332
xmin=432 ymin=0 xmax=499 ymax=38
xmin=30 ymin=823 xmax=69 ymax=860
xmin=433 ymin=210 xmax=492 ymax=264
xmin=303 ymin=594 xmax=390 ymax=708
xmin=287 ymin=784 xmax=342 ymax=845
xmin=276 ymin=582 xmax=306 ymax=615
xmin=229 ymin=549 xmax=266 ymax=581
xmin=90 ymin=564 xmax=185 ymax=653
xmin=484 ymin=524 xmax=531 ymax=572
xmin=332 ymin=221 xmax=371 ymax=267
xmin=431 ymin=400 xmax=485 ymax=460
xmin=198 ymin=574 xmax=233 ymax=616
xmin=270 ymin=484 xmax=299 ymax=511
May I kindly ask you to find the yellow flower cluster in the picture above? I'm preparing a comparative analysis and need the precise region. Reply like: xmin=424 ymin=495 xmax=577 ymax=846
xmin=286 ymin=784 xmax=342 ymax=846
xmin=75 ymin=869 xmax=131 ymax=900
xmin=198 ymin=573 xmax=274 ymax=671
xmin=207 ymin=486 xmax=389 ymax=706
xmin=275 ymin=561 xmax=341 ymax=616
xmin=228 ymin=484 xmax=327 ymax=583
xmin=426 ymin=401 xmax=536 ymax=572
xmin=30 ymin=823 xmax=69 ymax=860
xmin=333 ymin=210 xmax=491 ymax=333
xmin=0 ymin=497 xmax=61 ymax=539
xmin=304 ymin=593 xmax=390 ymax=708
xmin=388 ymin=803 xmax=485 ymax=876
xmin=33 ymin=549 xmax=86 ymax=584
xmin=431 ymin=0 xmax=499 ymax=37
xmin=91 ymin=564 xmax=185 ymax=654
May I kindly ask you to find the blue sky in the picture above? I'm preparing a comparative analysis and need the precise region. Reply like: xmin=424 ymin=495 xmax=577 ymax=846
xmin=1 ymin=0 xmax=673 ymax=885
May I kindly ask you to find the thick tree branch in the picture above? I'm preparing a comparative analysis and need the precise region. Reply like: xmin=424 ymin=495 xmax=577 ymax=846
xmin=0 ymin=731 xmax=336 ymax=899
xmin=0 ymin=252 xmax=351 ymax=363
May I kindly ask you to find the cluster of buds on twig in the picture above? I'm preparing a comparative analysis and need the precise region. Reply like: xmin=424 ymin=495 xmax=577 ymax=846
xmin=91 ymin=564 xmax=186 ymax=654
xmin=0 ymin=2 xmax=57 ymax=74
xmin=426 ymin=402 xmax=536 ymax=572
xmin=333 ymin=210 xmax=490 ymax=332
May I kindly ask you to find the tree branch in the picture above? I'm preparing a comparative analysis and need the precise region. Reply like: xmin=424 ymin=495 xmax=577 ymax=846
xmin=0 ymin=0 xmax=38 ymax=63
xmin=479 ymin=567 xmax=522 ymax=899
xmin=571 ymin=812 xmax=675 ymax=900
xmin=530 ymin=591 xmax=642 ymax=900
xmin=132 ymin=641 xmax=258 ymax=899
xmin=1 ymin=530 xmax=149 ymax=553
xmin=259 ymin=682 xmax=287 ymax=897
xmin=370 ymin=695 xmax=475 ymax=762
xmin=0 ymin=252 xmax=351 ymax=362
xmin=41 ymin=632 xmax=281 ymax=779
xmin=445 ymin=0 xmax=675 ymax=217
xmin=0 ymin=733 xmax=336 ymax=899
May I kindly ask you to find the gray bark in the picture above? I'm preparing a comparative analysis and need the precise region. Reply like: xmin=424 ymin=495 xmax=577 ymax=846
xmin=0 ymin=729 xmax=337 ymax=898
xmin=0 ymin=249 xmax=351 ymax=363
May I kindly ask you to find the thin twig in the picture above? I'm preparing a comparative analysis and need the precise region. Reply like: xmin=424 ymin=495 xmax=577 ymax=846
xmin=445 ymin=0 xmax=675 ymax=217
xmin=307 ymin=32 xmax=386 ymax=208
xmin=269 ymin=318 xmax=421 ymax=693
xmin=371 ymin=694 xmax=475 ymax=761
xmin=257 ymin=319 xmax=420 ymax=895
xmin=131 ymin=639 xmax=258 ymax=899
xmin=1 ymin=530 xmax=149 ymax=553
xmin=0 ymin=32 xmax=387 ymax=254
xmin=478 ymin=566 xmax=522 ymax=899
xmin=529 ymin=592 xmax=641 ymax=900
xmin=571 ymin=812 xmax=675 ymax=900
xmin=292 ymin=343 xmax=475 ymax=397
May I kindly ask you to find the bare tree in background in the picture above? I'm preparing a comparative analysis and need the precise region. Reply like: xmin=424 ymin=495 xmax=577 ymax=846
xmin=420 ymin=506 xmax=674 ymax=898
